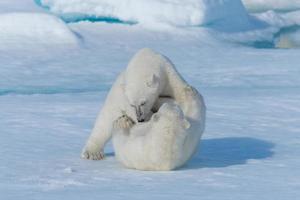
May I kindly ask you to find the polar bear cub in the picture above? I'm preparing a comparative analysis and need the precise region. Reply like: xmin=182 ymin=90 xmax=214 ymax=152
xmin=112 ymin=84 xmax=205 ymax=171
xmin=113 ymin=102 xmax=191 ymax=171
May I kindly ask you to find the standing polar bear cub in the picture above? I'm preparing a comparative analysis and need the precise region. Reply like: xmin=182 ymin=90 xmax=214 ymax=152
xmin=81 ymin=48 xmax=206 ymax=170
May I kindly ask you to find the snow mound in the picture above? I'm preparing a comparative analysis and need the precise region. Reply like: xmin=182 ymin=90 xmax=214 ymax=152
xmin=0 ymin=12 xmax=78 ymax=46
xmin=214 ymin=9 xmax=300 ymax=48
xmin=254 ymin=10 xmax=300 ymax=48
xmin=37 ymin=0 xmax=249 ymax=28
xmin=242 ymin=0 xmax=300 ymax=12
xmin=276 ymin=30 xmax=300 ymax=49
xmin=257 ymin=10 xmax=300 ymax=28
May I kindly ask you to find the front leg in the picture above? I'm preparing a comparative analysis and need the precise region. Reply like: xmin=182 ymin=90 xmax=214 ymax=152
xmin=81 ymin=112 xmax=113 ymax=160
xmin=81 ymin=72 xmax=129 ymax=160
xmin=81 ymin=114 xmax=134 ymax=160
xmin=81 ymin=145 xmax=105 ymax=160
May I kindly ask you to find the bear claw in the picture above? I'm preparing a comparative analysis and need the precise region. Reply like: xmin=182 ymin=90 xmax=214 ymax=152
xmin=81 ymin=149 xmax=105 ymax=160
xmin=114 ymin=115 xmax=135 ymax=129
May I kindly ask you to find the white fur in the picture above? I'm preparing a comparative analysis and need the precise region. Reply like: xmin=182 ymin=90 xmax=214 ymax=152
xmin=81 ymin=71 xmax=136 ymax=160
xmin=113 ymin=84 xmax=205 ymax=170
xmin=81 ymin=48 xmax=206 ymax=170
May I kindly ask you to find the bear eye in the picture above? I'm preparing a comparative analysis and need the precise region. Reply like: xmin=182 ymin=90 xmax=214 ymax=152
xmin=140 ymin=101 xmax=146 ymax=106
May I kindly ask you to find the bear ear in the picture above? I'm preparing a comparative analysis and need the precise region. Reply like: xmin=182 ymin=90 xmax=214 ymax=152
xmin=183 ymin=119 xmax=191 ymax=129
xmin=147 ymin=74 xmax=159 ymax=88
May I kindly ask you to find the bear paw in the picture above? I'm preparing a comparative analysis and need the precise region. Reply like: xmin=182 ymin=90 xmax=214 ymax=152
xmin=114 ymin=114 xmax=135 ymax=129
xmin=81 ymin=149 xmax=105 ymax=160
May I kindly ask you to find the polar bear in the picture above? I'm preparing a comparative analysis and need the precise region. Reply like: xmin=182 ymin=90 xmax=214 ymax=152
xmin=112 ymin=102 xmax=189 ymax=171
xmin=81 ymin=48 xmax=206 ymax=161
xmin=113 ymin=85 xmax=204 ymax=170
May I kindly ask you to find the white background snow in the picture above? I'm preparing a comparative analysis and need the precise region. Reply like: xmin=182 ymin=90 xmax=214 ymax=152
xmin=1 ymin=0 xmax=300 ymax=199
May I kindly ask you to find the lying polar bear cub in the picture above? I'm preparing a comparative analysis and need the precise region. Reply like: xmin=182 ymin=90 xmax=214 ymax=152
xmin=113 ymin=88 xmax=201 ymax=170
xmin=113 ymin=102 xmax=189 ymax=171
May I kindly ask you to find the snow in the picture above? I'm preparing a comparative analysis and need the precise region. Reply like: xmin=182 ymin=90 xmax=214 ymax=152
xmin=37 ymin=0 xmax=250 ymax=28
xmin=1 ymin=0 xmax=300 ymax=199
xmin=276 ymin=29 xmax=300 ymax=48
xmin=0 ymin=13 xmax=78 ymax=47
xmin=34 ymin=0 xmax=300 ymax=47
xmin=0 ymin=0 xmax=43 ymax=13
xmin=242 ymin=0 xmax=300 ymax=12
xmin=254 ymin=10 xmax=300 ymax=47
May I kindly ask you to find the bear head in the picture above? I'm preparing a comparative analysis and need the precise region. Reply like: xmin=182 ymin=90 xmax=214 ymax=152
xmin=125 ymin=72 xmax=161 ymax=122
xmin=124 ymin=48 xmax=166 ymax=122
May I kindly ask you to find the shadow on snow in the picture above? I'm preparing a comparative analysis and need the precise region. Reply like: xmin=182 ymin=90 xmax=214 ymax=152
xmin=184 ymin=137 xmax=274 ymax=169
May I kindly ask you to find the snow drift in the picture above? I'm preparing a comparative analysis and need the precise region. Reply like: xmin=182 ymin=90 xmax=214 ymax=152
xmin=254 ymin=10 xmax=300 ymax=48
xmin=36 ymin=0 xmax=250 ymax=28
xmin=34 ymin=0 xmax=300 ymax=48
xmin=242 ymin=0 xmax=300 ymax=12
xmin=0 ymin=12 xmax=78 ymax=46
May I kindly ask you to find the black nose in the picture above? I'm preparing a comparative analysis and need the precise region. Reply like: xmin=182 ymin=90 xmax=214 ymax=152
xmin=138 ymin=119 xmax=145 ymax=122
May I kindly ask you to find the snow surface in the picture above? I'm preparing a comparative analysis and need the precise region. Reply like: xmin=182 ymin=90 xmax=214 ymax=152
xmin=0 ymin=0 xmax=43 ymax=13
xmin=1 ymin=0 xmax=300 ymax=199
